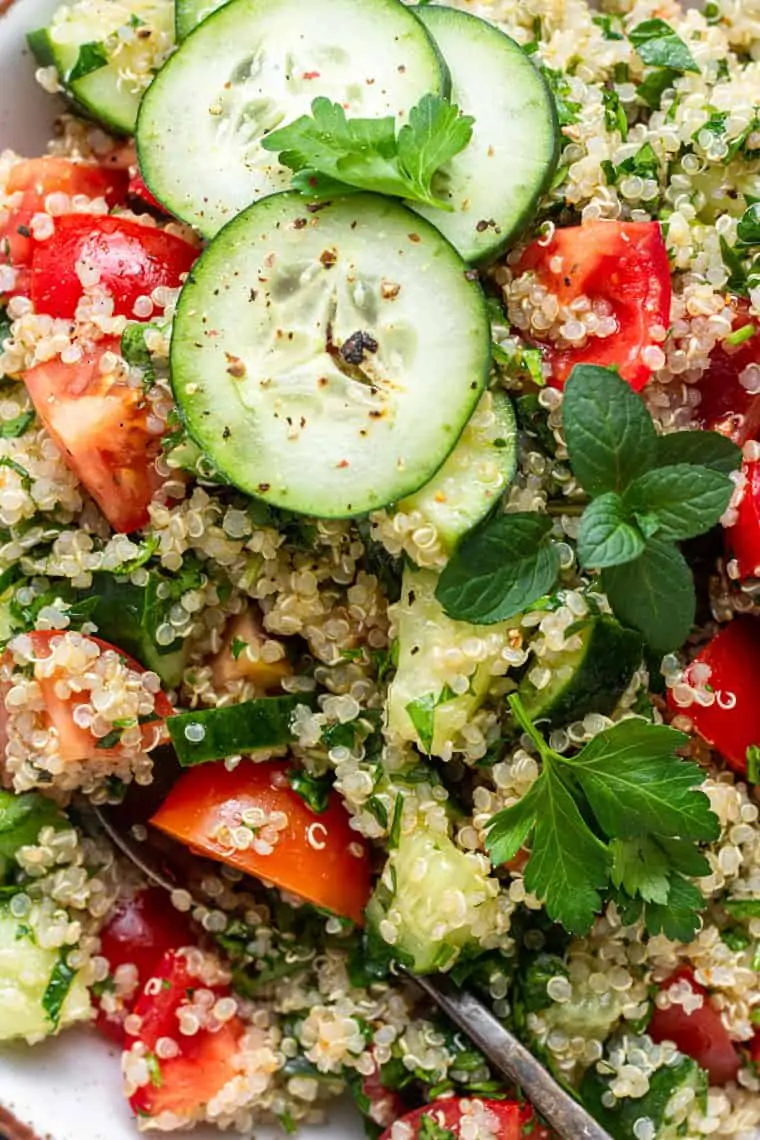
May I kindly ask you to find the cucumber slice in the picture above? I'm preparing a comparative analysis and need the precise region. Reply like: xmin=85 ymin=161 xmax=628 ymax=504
xmin=518 ymin=615 xmax=644 ymax=729
xmin=167 ymin=696 xmax=305 ymax=765
xmin=366 ymin=826 xmax=500 ymax=973
xmin=395 ymin=388 xmax=516 ymax=556
xmin=412 ymin=5 xmax=558 ymax=263
xmin=137 ymin=0 xmax=446 ymax=236
xmin=175 ymin=0 xmax=224 ymax=40
xmin=387 ymin=565 xmax=510 ymax=757
xmin=30 ymin=0 xmax=174 ymax=135
xmin=171 ymin=192 xmax=490 ymax=518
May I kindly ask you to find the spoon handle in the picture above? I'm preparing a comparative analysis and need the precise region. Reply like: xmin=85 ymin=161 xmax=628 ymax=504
xmin=413 ymin=975 xmax=613 ymax=1140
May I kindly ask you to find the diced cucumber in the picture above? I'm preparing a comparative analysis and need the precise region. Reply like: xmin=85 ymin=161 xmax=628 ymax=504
xmin=137 ymin=0 xmax=446 ymax=235
xmin=386 ymin=565 xmax=509 ymax=757
xmin=89 ymin=572 xmax=187 ymax=688
xmin=366 ymin=825 xmax=500 ymax=973
xmin=518 ymin=615 xmax=644 ymax=729
xmin=412 ymin=5 xmax=558 ymax=263
xmin=0 ymin=907 xmax=90 ymax=1042
xmin=30 ymin=0 xmax=174 ymax=135
xmin=170 ymin=192 xmax=489 ymax=518
xmin=175 ymin=0 xmax=224 ymax=40
xmin=167 ymin=696 xmax=305 ymax=765
xmin=395 ymin=388 xmax=516 ymax=556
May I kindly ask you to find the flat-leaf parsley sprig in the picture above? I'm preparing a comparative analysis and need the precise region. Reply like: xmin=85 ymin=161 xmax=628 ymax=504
xmin=485 ymin=695 xmax=720 ymax=938
xmin=563 ymin=365 xmax=741 ymax=651
xmin=261 ymin=94 xmax=474 ymax=210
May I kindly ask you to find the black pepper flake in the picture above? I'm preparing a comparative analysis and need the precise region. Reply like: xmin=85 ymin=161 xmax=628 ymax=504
xmin=293 ymin=218 xmax=307 ymax=229
xmin=258 ymin=482 xmax=271 ymax=492
xmin=464 ymin=269 xmax=479 ymax=281
xmin=408 ymin=233 xmax=421 ymax=243
xmin=222 ymin=426 xmax=231 ymax=439
xmin=320 ymin=248 xmax=337 ymax=267
xmin=16 ymin=224 xmax=31 ymax=238
xmin=340 ymin=330 xmax=378 ymax=365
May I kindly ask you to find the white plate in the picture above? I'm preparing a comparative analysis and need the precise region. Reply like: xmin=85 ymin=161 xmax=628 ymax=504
xmin=0 ymin=3 xmax=361 ymax=1136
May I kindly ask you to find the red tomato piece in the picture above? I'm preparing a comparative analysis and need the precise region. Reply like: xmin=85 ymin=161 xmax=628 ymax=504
xmin=380 ymin=1098 xmax=545 ymax=1140
xmin=725 ymin=460 xmax=760 ymax=580
xmin=151 ymin=760 xmax=372 ymax=925
xmin=30 ymin=215 xmax=197 ymax=319
xmin=97 ymin=888 xmax=195 ymax=1044
xmin=1 ymin=630 xmax=172 ymax=766
xmin=127 ymin=172 xmax=165 ymax=214
xmin=649 ymin=969 xmax=740 ymax=1085
xmin=667 ymin=616 xmax=760 ymax=776
xmin=694 ymin=306 xmax=760 ymax=445
xmin=1 ymin=157 xmax=128 ymax=271
xmin=24 ymin=339 xmax=165 ymax=533
xmin=751 ymin=1031 xmax=760 ymax=1069
xmin=126 ymin=949 xmax=245 ymax=1122
xmin=517 ymin=221 xmax=672 ymax=391
xmin=360 ymin=1055 xmax=406 ymax=1131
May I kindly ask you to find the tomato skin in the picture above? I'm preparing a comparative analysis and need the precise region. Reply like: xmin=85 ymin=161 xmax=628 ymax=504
xmin=126 ymin=949 xmax=245 ymax=1121
xmin=380 ymin=1098 xmax=543 ymax=1140
xmin=1 ymin=157 xmax=128 ymax=271
xmin=359 ymin=1056 xmax=406 ymax=1130
xmin=127 ymin=172 xmax=165 ymax=213
xmin=30 ymin=215 xmax=197 ymax=319
xmin=151 ymin=760 xmax=372 ymax=925
xmin=649 ymin=969 xmax=740 ymax=1085
xmin=724 ymin=460 xmax=760 ymax=580
xmin=96 ymin=888 xmax=194 ymax=1044
xmin=667 ymin=616 xmax=760 ymax=776
xmin=517 ymin=221 xmax=671 ymax=391
xmin=24 ymin=339 xmax=165 ymax=533
xmin=1 ymin=630 xmax=172 ymax=765
xmin=694 ymin=307 xmax=760 ymax=445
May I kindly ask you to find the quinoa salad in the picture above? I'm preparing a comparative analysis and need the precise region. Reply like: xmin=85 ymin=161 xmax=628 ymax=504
xmin=1 ymin=0 xmax=760 ymax=1138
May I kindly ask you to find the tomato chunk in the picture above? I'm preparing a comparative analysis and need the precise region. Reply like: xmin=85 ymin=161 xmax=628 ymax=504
xmin=1 ymin=630 xmax=172 ymax=766
xmin=97 ymin=887 xmax=194 ymax=1044
xmin=125 ymin=949 xmax=245 ymax=1123
xmin=725 ymin=460 xmax=760 ymax=580
xmin=517 ymin=221 xmax=671 ymax=391
xmin=649 ymin=969 xmax=740 ymax=1085
xmin=30 ymin=215 xmax=197 ymax=319
xmin=127 ymin=172 xmax=165 ymax=213
xmin=2 ymin=157 xmax=128 ymax=271
xmin=380 ymin=1098 xmax=545 ymax=1140
xmin=24 ymin=339 xmax=165 ymax=533
xmin=151 ymin=760 xmax=372 ymax=925
xmin=694 ymin=306 xmax=760 ymax=445
xmin=667 ymin=616 xmax=760 ymax=776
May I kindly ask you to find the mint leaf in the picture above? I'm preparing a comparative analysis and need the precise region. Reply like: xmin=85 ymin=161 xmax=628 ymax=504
xmin=67 ymin=41 xmax=108 ymax=83
xmin=563 ymin=365 xmax=657 ymax=496
xmin=629 ymin=19 xmax=699 ymax=73
xmin=576 ymin=492 xmax=645 ymax=569
xmin=602 ymin=538 xmax=695 ymax=651
xmin=567 ymin=720 xmax=720 ymax=842
xmin=623 ymin=464 xmax=733 ymax=541
xmin=435 ymin=512 xmax=560 ymax=624
xmin=263 ymin=95 xmax=473 ymax=211
xmin=396 ymin=93 xmax=474 ymax=199
xmin=654 ymin=430 xmax=742 ymax=475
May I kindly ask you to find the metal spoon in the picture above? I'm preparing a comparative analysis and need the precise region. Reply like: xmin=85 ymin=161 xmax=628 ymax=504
xmin=92 ymin=758 xmax=612 ymax=1140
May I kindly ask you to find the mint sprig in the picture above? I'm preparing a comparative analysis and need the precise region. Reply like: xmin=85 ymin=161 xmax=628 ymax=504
xmin=563 ymin=366 xmax=740 ymax=651
xmin=485 ymin=696 xmax=719 ymax=937
xmin=261 ymin=94 xmax=474 ymax=211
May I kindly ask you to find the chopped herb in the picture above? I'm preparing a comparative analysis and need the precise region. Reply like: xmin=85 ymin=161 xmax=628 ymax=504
xmin=629 ymin=18 xmax=699 ymax=73
xmin=287 ymin=768 xmax=333 ymax=813
xmin=723 ymin=898 xmax=760 ymax=919
xmin=593 ymin=14 xmax=624 ymax=40
xmin=230 ymin=637 xmax=248 ymax=661
xmin=42 ymin=948 xmax=77 ymax=1028
xmin=67 ymin=41 xmax=109 ymax=83
xmin=0 ymin=456 xmax=32 ymax=489
xmin=636 ymin=68 xmax=680 ymax=110
xmin=145 ymin=1052 xmax=163 ymax=1088
xmin=747 ymin=744 xmax=760 ymax=784
xmin=0 ymin=410 xmax=35 ymax=439
xmin=388 ymin=795 xmax=404 ymax=849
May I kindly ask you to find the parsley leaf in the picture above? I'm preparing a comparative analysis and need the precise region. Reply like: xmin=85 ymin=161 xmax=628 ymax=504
xmin=287 ymin=768 xmax=333 ymax=814
xmin=576 ymin=492 xmax=645 ymax=569
xmin=405 ymin=685 xmax=456 ymax=755
xmin=562 ymin=366 xmax=657 ymax=496
xmin=629 ymin=19 xmax=699 ymax=73
xmin=737 ymin=202 xmax=760 ymax=246
xmin=636 ymin=68 xmax=680 ymax=110
xmin=623 ymin=464 xmax=733 ymax=541
xmin=67 ymin=41 xmax=109 ymax=83
xmin=486 ymin=697 xmax=718 ymax=936
xmin=0 ymin=410 xmax=35 ymax=439
xmin=262 ymin=94 xmax=474 ymax=211
xmin=601 ymin=538 xmax=695 ymax=652
xmin=42 ymin=949 xmax=77 ymax=1028
xmin=434 ymin=512 xmax=560 ymax=624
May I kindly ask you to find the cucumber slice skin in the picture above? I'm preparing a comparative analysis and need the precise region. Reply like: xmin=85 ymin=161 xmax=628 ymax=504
xmin=519 ymin=615 xmax=644 ymax=729
xmin=175 ymin=0 xmax=226 ymax=40
xmin=412 ymin=5 xmax=559 ymax=264
xmin=171 ymin=192 xmax=490 ymax=519
xmin=396 ymin=388 xmax=517 ymax=555
xmin=168 ymin=696 xmax=304 ymax=765
xmin=137 ymin=0 xmax=447 ymax=236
